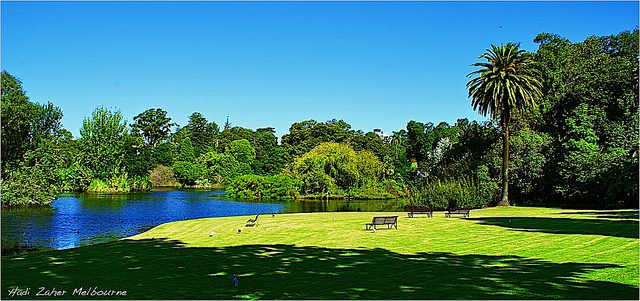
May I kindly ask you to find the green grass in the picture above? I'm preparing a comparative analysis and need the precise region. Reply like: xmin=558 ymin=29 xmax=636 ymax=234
xmin=2 ymin=207 xmax=638 ymax=299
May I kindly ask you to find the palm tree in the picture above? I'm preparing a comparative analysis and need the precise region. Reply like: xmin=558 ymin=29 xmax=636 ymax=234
xmin=391 ymin=131 xmax=403 ymax=160
xmin=466 ymin=43 xmax=543 ymax=206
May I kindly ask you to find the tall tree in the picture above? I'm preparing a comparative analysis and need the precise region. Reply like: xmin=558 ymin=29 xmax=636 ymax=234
xmin=131 ymin=108 xmax=176 ymax=146
xmin=186 ymin=112 xmax=219 ymax=156
xmin=79 ymin=107 xmax=129 ymax=180
xmin=534 ymin=30 xmax=639 ymax=208
xmin=467 ymin=43 xmax=543 ymax=206
xmin=1 ymin=71 xmax=62 ymax=174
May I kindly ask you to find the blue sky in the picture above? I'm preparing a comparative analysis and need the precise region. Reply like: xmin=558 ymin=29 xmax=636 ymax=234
xmin=2 ymin=1 xmax=638 ymax=138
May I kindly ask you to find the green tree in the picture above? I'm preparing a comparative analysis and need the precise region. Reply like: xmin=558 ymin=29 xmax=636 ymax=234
xmin=281 ymin=119 xmax=354 ymax=158
xmin=199 ymin=152 xmax=251 ymax=185
xmin=467 ymin=43 xmax=543 ymax=206
xmin=186 ymin=112 xmax=219 ymax=156
xmin=226 ymin=139 xmax=256 ymax=164
xmin=131 ymin=108 xmax=176 ymax=146
xmin=172 ymin=161 xmax=205 ymax=187
xmin=1 ymin=71 xmax=63 ymax=174
xmin=534 ymin=29 xmax=638 ymax=208
xmin=79 ymin=107 xmax=129 ymax=180
xmin=177 ymin=137 xmax=196 ymax=162
xmin=287 ymin=142 xmax=385 ymax=196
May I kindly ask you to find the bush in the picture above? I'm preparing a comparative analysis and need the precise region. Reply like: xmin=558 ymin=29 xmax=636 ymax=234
xmin=130 ymin=176 xmax=152 ymax=191
xmin=382 ymin=179 xmax=408 ymax=197
xmin=172 ymin=161 xmax=205 ymax=187
xmin=287 ymin=142 xmax=386 ymax=196
xmin=410 ymin=177 xmax=492 ymax=210
xmin=57 ymin=164 xmax=93 ymax=192
xmin=1 ymin=168 xmax=58 ymax=207
xmin=149 ymin=165 xmax=180 ymax=187
xmin=349 ymin=184 xmax=396 ymax=200
xmin=198 ymin=152 xmax=252 ymax=185
xmin=86 ymin=173 xmax=151 ymax=193
xmin=227 ymin=175 xmax=300 ymax=201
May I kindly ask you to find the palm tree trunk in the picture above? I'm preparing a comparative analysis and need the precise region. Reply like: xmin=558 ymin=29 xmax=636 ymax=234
xmin=499 ymin=114 xmax=510 ymax=207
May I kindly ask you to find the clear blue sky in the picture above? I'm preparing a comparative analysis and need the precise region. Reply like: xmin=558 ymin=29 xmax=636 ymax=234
xmin=2 ymin=1 xmax=638 ymax=138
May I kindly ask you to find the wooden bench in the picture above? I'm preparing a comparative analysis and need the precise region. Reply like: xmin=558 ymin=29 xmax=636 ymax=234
xmin=245 ymin=214 xmax=259 ymax=227
xmin=365 ymin=216 xmax=398 ymax=230
xmin=407 ymin=206 xmax=433 ymax=218
xmin=445 ymin=208 xmax=470 ymax=218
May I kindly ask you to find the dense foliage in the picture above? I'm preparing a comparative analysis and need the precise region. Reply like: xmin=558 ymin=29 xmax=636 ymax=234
xmin=1 ymin=29 xmax=636 ymax=209
xmin=284 ymin=142 xmax=398 ymax=199
xmin=226 ymin=175 xmax=300 ymax=201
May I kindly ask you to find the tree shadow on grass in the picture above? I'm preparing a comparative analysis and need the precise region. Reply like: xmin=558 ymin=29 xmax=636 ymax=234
xmin=2 ymin=239 xmax=638 ymax=300
xmin=469 ymin=217 xmax=639 ymax=239
xmin=557 ymin=210 xmax=639 ymax=220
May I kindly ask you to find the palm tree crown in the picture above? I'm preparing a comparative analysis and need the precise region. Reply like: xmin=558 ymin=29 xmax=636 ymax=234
xmin=466 ymin=43 xmax=543 ymax=206
xmin=467 ymin=43 xmax=542 ymax=121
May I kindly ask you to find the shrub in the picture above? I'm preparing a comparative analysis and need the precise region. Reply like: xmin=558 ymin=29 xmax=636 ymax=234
xmin=149 ymin=165 xmax=180 ymax=187
xmin=1 ymin=168 xmax=58 ymax=207
xmin=198 ymin=152 xmax=252 ymax=185
xmin=287 ymin=142 xmax=386 ymax=196
xmin=57 ymin=164 xmax=93 ymax=192
xmin=86 ymin=172 xmax=151 ymax=193
xmin=172 ymin=161 xmax=205 ymax=187
xmin=410 ymin=177 xmax=492 ymax=210
xmin=227 ymin=175 xmax=300 ymax=201
xmin=130 ymin=176 xmax=152 ymax=191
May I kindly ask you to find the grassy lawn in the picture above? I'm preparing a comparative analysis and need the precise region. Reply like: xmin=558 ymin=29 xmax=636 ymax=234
xmin=2 ymin=207 xmax=638 ymax=299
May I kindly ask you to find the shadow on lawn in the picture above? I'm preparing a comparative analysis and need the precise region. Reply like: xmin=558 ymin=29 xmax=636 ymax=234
xmin=469 ymin=217 xmax=639 ymax=239
xmin=557 ymin=210 xmax=639 ymax=220
xmin=2 ymin=239 xmax=638 ymax=300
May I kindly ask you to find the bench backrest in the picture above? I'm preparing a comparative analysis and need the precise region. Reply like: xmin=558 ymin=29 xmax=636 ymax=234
xmin=372 ymin=217 xmax=387 ymax=224
xmin=371 ymin=216 xmax=398 ymax=224
xmin=448 ymin=208 xmax=470 ymax=213
xmin=412 ymin=207 xmax=433 ymax=212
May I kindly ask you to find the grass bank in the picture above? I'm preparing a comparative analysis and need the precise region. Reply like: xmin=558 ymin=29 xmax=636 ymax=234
xmin=2 ymin=207 xmax=638 ymax=299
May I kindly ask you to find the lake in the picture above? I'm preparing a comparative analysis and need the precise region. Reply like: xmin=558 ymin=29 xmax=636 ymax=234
xmin=1 ymin=189 xmax=407 ymax=250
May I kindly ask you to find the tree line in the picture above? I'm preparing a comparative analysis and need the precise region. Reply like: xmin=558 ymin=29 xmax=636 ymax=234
xmin=1 ymin=29 xmax=637 ymax=209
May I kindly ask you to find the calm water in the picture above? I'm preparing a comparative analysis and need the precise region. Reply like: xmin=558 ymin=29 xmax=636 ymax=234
xmin=2 ymin=190 xmax=406 ymax=250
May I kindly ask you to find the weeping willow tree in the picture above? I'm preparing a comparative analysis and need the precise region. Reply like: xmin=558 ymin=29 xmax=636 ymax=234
xmin=466 ymin=43 xmax=543 ymax=206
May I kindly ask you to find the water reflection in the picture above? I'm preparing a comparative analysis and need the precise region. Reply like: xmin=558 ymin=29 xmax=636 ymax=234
xmin=2 ymin=190 xmax=407 ymax=250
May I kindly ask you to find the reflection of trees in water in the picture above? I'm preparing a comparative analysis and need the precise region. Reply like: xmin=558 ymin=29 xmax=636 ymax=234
xmin=2 ymin=206 xmax=55 ymax=246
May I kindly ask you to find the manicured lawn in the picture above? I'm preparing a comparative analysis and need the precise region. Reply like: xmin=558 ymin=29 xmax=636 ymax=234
xmin=2 ymin=207 xmax=638 ymax=299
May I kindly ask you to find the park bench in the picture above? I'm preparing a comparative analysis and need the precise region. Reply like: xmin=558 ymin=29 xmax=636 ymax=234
xmin=445 ymin=208 xmax=470 ymax=218
xmin=245 ymin=214 xmax=259 ymax=227
xmin=365 ymin=216 xmax=398 ymax=230
xmin=407 ymin=206 xmax=433 ymax=218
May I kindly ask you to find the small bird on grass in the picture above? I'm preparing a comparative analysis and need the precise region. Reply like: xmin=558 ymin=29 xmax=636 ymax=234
xmin=209 ymin=231 xmax=215 ymax=237
xmin=237 ymin=228 xmax=242 ymax=234
xmin=232 ymin=274 xmax=239 ymax=287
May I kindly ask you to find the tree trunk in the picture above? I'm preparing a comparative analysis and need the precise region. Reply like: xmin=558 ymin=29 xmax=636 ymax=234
xmin=499 ymin=113 xmax=510 ymax=207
